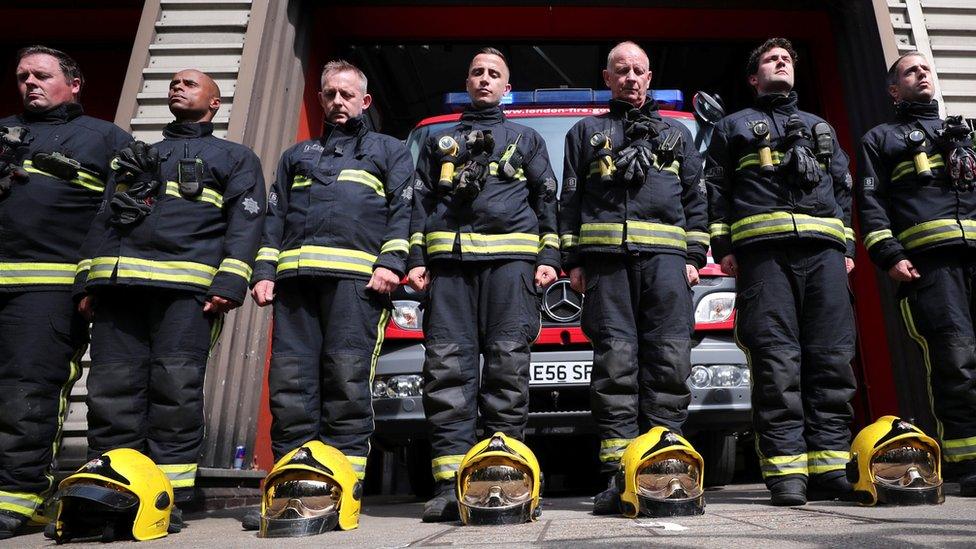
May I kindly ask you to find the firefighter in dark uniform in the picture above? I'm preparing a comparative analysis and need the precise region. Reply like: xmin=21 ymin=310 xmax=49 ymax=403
xmin=408 ymin=48 xmax=560 ymax=522
xmin=250 ymin=60 xmax=412 ymax=485
xmin=705 ymin=38 xmax=857 ymax=506
xmin=75 ymin=69 xmax=265 ymax=527
xmin=857 ymin=51 xmax=976 ymax=496
xmin=560 ymin=41 xmax=708 ymax=513
xmin=0 ymin=46 xmax=131 ymax=539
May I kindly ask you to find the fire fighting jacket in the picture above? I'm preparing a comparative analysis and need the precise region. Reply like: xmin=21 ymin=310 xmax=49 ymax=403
xmin=559 ymin=98 xmax=708 ymax=271
xmin=857 ymin=100 xmax=976 ymax=270
xmin=705 ymin=92 xmax=855 ymax=262
xmin=79 ymin=121 xmax=266 ymax=305
xmin=407 ymin=105 xmax=560 ymax=270
xmin=0 ymin=103 xmax=131 ymax=292
xmin=253 ymin=115 xmax=414 ymax=282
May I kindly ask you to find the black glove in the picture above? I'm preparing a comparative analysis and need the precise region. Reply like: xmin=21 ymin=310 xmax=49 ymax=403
xmin=614 ymin=139 xmax=654 ymax=187
xmin=454 ymin=130 xmax=494 ymax=202
xmin=109 ymin=192 xmax=154 ymax=226
xmin=623 ymin=108 xmax=669 ymax=142
xmin=938 ymin=116 xmax=976 ymax=192
xmin=0 ymin=127 xmax=31 ymax=198
xmin=779 ymin=115 xmax=822 ymax=190
xmin=115 ymin=140 xmax=161 ymax=192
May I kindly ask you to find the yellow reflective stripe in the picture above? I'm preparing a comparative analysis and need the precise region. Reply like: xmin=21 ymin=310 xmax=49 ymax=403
xmin=657 ymin=159 xmax=680 ymax=175
xmin=863 ymin=229 xmax=893 ymax=250
xmin=409 ymin=232 xmax=425 ymax=247
xmin=338 ymin=169 xmax=384 ymax=196
xmin=76 ymin=258 xmax=92 ymax=276
xmin=731 ymin=212 xmax=844 ymax=243
xmin=599 ymin=438 xmax=632 ymax=462
xmin=625 ymin=220 xmax=687 ymax=249
xmin=709 ymin=223 xmax=731 ymax=238
xmin=943 ymin=436 xmax=976 ymax=462
xmin=292 ymin=175 xmax=312 ymax=189
xmin=256 ymin=247 xmax=279 ymax=263
xmin=164 ymin=181 xmax=223 ymax=208
xmin=844 ymin=227 xmax=855 ymax=243
xmin=900 ymin=298 xmax=943 ymax=440
xmin=891 ymin=154 xmax=945 ymax=182
xmin=425 ymin=231 xmax=457 ymax=255
xmin=277 ymin=246 xmax=377 ymax=276
xmin=459 ymin=232 xmax=539 ymax=255
xmin=898 ymin=219 xmax=965 ymax=250
xmin=0 ymin=261 xmax=76 ymax=285
xmin=431 ymin=454 xmax=465 ymax=481
xmin=158 ymin=464 xmax=197 ymax=488
xmin=0 ymin=491 xmax=44 ymax=518
xmin=22 ymin=160 xmax=105 ymax=193
xmin=736 ymin=151 xmax=784 ymax=171
xmin=539 ymin=233 xmax=559 ymax=251
xmin=488 ymin=162 xmax=525 ymax=180
xmin=218 ymin=257 xmax=252 ymax=282
xmin=686 ymin=230 xmax=710 ymax=247
xmin=807 ymin=450 xmax=850 ymax=474
xmin=90 ymin=256 xmax=218 ymax=287
xmin=759 ymin=454 xmax=808 ymax=477
xmin=346 ymin=455 xmax=368 ymax=480
xmin=379 ymin=239 xmax=409 ymax=255
xmin=560 ymin=234 xmax=580 ymax=248
xmin=580 ymin=222 xmax=624 ymax=245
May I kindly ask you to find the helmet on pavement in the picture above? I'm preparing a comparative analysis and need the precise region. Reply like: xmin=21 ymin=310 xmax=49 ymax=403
xmin=619 ymin=427 xmax=705 ymax=518
xmin=847 ymin=416 xmax=944 ymax=506
xmin=456 ymin=432 xmax=542 ymax=525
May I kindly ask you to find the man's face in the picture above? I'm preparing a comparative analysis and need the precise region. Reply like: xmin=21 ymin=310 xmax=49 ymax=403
xmin=319 ymin=70 xmax=370 ymax=124
xmin=168 ymin=70 xmax=220 ymax=122
xmin=465 ymin=54 xmax=511 ymax=108
xmin=889 ymin=54 xmax=934 ymax=103
xmin=603 ymin=46 xmax=652 ymax=107
xmin=16 ymin=53 xmax=79 ymax=112
xmin=749 ymin=47 xmax=795 ymax=95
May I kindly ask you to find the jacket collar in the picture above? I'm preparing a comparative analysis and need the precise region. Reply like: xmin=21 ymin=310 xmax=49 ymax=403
xmin=894 ymin=100 xmax=940 ymax=122
xmin=608 ymin=96 xmax=660 ymax=118
xmin=162 ymin=121 xmax=214 ymax=139
xmin=322 ymin=115 xmax=367 ymax=141
xmin=460 ymin=105 xmax=506 ymax=126
xmin=21 ymin=102 xmax=83 ymax=124
xmin=755 ymin=91 xmax=799 ymax=115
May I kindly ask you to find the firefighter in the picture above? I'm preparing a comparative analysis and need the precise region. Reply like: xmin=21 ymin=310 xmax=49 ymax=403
xmin=857 ymin=51 xmax=976 ymax=496
xmin=0 ymin=46 xmax=131 ymax=540
xmin=75 ymin=69 xmax=266 ymax=529
xmin=559 ymin=41 xmax=707 ymax=514
xmin=408 ymin=47 xmax=560 ymax=522
xmin=705 ymin=38 xmax=857 ymax=506
xmin=242 ymin=60 xmax=414 ymax=531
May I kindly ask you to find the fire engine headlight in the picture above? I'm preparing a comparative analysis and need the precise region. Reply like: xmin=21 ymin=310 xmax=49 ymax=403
xmin=391 ymin=300 xmax=422 ymax=330
xmin=372 ymin=375 xmax=424 ymax=399
xmin=689 ymin=365 xmax=750 ymax=389
xmin=694 ymin=292 xmax=735 ymax=324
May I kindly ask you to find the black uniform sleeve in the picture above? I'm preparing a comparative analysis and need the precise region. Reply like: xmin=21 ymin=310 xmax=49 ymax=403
xmin=523 ymin=130 xmax=560 ymax=271
xmin=407 ymin=138 xmax=437 ymax=270
xmin=679 ymin=126 xmax=708 ymax=269
xmin=704 ymin=119 xmax=735 ymax=263
xmin=857 ymin=131 xmax=907 ymax=270
xmin=207 ymin=149 xmax=266 ymax=304
xmin=373 ymin=139 xmax=414 ymax=278
xmin=252 ymin=152 xmax=291 ymax=284
xmin=826 ymin=126 xmax=856 ymax=258
xmin=558 ymin=121 xmax=585 ymax=272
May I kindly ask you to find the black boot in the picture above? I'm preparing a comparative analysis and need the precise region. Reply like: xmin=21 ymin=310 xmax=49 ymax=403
xmin=241 ymin=506 xmax=261 ymax=531
xmin=422 ymin=480 xmax=459 ymax=523
xmin=808 ymin=471 xmax=853 ymax=501
xmin=768 ymin=474 xmax=807 ymax=506
xmin=960 ymin=471 xmax=976 ymax=497
xmin=592 ymin=474 xmax=622 ymax=515
xmin=168 ymin=505 xmax=183 ymax=534
xmin=0 ymin=510 xmax=28 ymax=540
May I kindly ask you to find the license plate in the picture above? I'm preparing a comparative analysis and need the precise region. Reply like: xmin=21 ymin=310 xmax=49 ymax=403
xmin=529 ymin=362 xmax=592 ymax=385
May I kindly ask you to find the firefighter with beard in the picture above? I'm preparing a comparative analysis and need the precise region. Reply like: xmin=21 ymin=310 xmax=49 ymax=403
xmin=559 ymin=41 xmax=708 ymax=514
xmin=407 ymin=47 xmax=560 ymax=522
xmin=75 ymin=69 xmax=265 ymax=530
xmin=705 ymin=38 xmax=857 ymax=506
xmin=0 ymin=46 xmax=130 ymax=540
xmin=857 ymin=51 xmax=976 ymax=496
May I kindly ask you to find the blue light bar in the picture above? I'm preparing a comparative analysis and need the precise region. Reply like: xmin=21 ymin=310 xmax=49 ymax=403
xmin=443 ymin=88 xmax=684 ymax=111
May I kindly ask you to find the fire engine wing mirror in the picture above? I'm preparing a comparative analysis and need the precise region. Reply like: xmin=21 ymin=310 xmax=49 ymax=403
xmin=693 ymin=91 xmax=725 ymax=126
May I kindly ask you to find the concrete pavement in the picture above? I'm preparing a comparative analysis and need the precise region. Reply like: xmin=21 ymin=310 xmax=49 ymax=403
xmin=9 ymin=483 xmax=976 ymax=548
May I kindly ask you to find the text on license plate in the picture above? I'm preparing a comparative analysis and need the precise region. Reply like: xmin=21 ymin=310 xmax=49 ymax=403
xmin=530 ymin=362 xmax=592 ymax=385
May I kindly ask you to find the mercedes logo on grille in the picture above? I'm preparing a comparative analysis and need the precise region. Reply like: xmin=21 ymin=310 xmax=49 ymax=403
xmin=542 ymin=279 xmax=583 ymax=323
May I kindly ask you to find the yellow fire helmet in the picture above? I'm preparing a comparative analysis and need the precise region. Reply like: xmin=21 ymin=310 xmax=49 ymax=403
xmin=259 ymin=441 xmax=362 ymax=538
xmin=619 ymin=427 xmax=705 ymax=518
xmin=455 ymin=432 xmax=542 ymax=526
xmin=53 ymin=448 xmax=173 ymax=543
xmin=847 ymin=416 xmax=944 ymax=506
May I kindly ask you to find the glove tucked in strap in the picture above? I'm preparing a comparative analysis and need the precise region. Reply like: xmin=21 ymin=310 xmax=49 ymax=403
xmin=110 ymin=141 xmax=163 ymax=226
xmin=779 ymin=114 xmax=822 ymax=191
xmin=937 ymin=115 xmax=976 ymax=192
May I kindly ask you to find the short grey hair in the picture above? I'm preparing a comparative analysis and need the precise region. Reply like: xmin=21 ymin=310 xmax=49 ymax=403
xmin=320 ymin=60 xmax=368 ymax=94
xmin=887 ymin=51 xmax=927 ymax=86
xmin=606 ymin=41 xmax=649 ymax=72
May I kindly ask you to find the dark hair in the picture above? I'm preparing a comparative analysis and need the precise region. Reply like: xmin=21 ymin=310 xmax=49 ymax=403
xmin=746 ymin=38 xmax=798 ymax=76
xmin=476 ymin=47 xmax=507 ymax=66
xmin=16 ymin=45 xmax=84 ymax=93
xmin=887 ymin=51 xmax=926 ymax=86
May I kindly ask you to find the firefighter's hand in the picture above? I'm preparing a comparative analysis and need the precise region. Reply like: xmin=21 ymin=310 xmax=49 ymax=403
xmin=845 ymin=257 xmax=855 ymax=274
xmin=720 ymin=254 xmax=738 ymax=277
xmin=888 ymin=259 xmax=920 ymax=282
xmin=535 ymin=265 xmax=557 ymax=288
xmin=407 ymin=266 xmax=428 ymax=292
xmin=569 ymin=267 xmax=586 ymax=293
xmin=251 ymin=280 xmax=275 ymax=306
xmin=367 ymin=267 xmax=401 ymax=294
xmin=204 ymin=295 xmax=238 ymax=314
xmin=686 ymin=264 xmax=700 ymax=286
xmin=78 ymin=295 xmax=96 ymax=322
